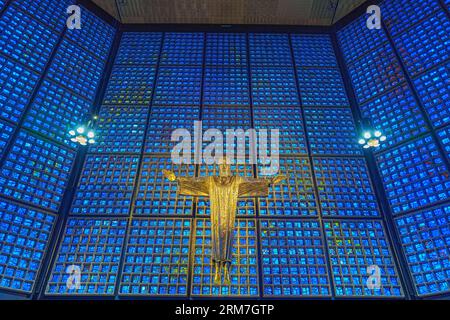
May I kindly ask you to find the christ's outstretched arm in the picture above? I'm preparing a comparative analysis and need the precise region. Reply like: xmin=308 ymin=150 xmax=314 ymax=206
xmin=162 ymin=169 xmax=210 ymax=197
xmin=237 ymin=175 xmax=287 ymax=198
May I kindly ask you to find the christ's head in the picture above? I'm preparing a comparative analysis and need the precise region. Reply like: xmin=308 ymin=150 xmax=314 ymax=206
xmin=218 ymin=158 xmax=231 ymax=177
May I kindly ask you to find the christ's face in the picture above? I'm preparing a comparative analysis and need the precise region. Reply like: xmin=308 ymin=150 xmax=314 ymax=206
xmin=219 ymin=163 xmax=231 ymax=177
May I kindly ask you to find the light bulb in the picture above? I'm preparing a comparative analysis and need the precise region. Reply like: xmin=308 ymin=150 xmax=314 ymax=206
xmin=69 ymin=130 xmax=76 ymax=136
xmin=374 ymin=131 xmax=382 ymax=137
xmin=88 ymin=139 xmax=95 ymax=144
xmin=380 ymin=136 xmax=387 ymax=142
xmin=77 ymin=126 xmax=85 ymax=134
xmin=358 ymin=139 xmax=366 ymax=145
xmin=363 ymin=144 xmax=370 ymax=149
xmin=364 ymin=132 xmax=371 ymax=139
xmin=87 ymin=131 xmax=95 ymax=138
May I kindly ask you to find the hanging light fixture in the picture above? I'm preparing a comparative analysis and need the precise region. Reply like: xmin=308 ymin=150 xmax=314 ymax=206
xmin=69 ymin=115 xmax=98 ymax=146
xmin=358 ymin=118 xmax=387 ymax=150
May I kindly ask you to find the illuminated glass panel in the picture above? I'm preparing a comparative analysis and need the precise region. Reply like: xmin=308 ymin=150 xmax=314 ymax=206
xmin=325 ymin=220 xmax=403 ymax=297
xmin=446 ymin=0 xmax=450 ymax=10
xmin=0 ymin=0 xmax=5 ymax=10
xmin=196 ymin=163 xmax=256 ymax=217
xmin=305 ymin=108 xmax=362 ymax=156
xmin=348 ymin=43 xmax=405 ymax=104
xmin=47 ymin=38 xmax=105 ymax=102
xmin=115 ymin=32 xmax=162 ymax=65
xmin=395 ymin=204 xmax=450 ymax=296
xmin=145 ymin=105 xmax=200 ymax=154
xmin=392 ymin=11 xmax=450 ymax=77
xmin=382 ymin=0 xmax=441 ymax=36
xmin=337 ymin=14 xmax=389 ymax=64
xmin=253 ymin=106 xmax=307 ymax=155
xmin=119 ymin=218 xmax=191 ymax=296
xmin=360 ymin=85 xmax=428 ymax=151
xmin=313 ymin=158 xmax=379 ymax=217
xmin=251 ymin=67 xmax=299 ymax=106
xmin=413 ymin=61 xmax=450 ymax=128
xmin=0 ymin=120 xmax=14 ymax=158
xmin=249 ymin=33 xmax=292 ymax=66
xmin=0 ymin=199 xmax=56 ymax=293
xmin=191 ymin=219 xmax=258 ymax=297
xmin=103 ymin=65 xmax=156 ymax=105
xmin=206 ymin=33 xmax=247 ymax=66
xmin=71 ymin=155 xmax=140 ymax=215
xmin=376 ymin=135 xmax=450 ymax=215
xmin=134 ymin=155 xmax=195 ymax=215
xmin=0 ymin=6 xmax=59 ymax=73
xmin=23 ymin=80 xmax=91 ymax=148
xmin=0 ymin=130 xmax=75 ymax=212
xmin=291 ymin=34 xmax=337 ymax=67
xmin=89 ymin=105 xmax=148 ymax=153
xmin=203 ymin=66 xmax=250 ymax=106
xmin=260 ymin=219 xmax=331 ymax=297
xmin=161 ymin=33 xmax=204 ymax=65
xmin=66 ymin=6 xmax=115 ymax=62
xmin=45 ymin=218 xmax=127 ymax=296
xmin=437 ymin=127 xmax=450 ymax=161
xmin=258 ymin=157 xmax=317 ymax=216
xmin=13 ymin=0 xmax=72 ymax=33
xmin=154 ymin=66 xmax=202 ymax=105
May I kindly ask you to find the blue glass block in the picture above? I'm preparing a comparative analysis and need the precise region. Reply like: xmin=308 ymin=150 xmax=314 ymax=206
xmin=134 ymin=156 xmax=195 ymax=216
xmin=0 ymin=119 xmax=14 ymax=158
xmin=258 ymin=157 xmax=317 ymax=216
xmin=253 ymin=106 xmax=307 ymax=155
xmin=413 ymin=61 xmax=450 ymax=128
xmin=291 ymin=34 xmax=337 ymax=67
xmin=348 ymin=43 xmax=405 ymax=104
xmin=196 ymin=163 xmax=256 ymax=217
xmin=161 ymin=33 xmax=204 ymax=65
xmin=66 ymin=6 xmax=115 ymax=62
xmin=382 ymin=0 xmax=441 ymax=36
xmin=313 ymin=158 xmax=379 ymax=217
xmin=437 ymin=126 xmax=450 ymax=161
xmin=154 ymin=66 xmax=202 ymax=105
xmin=0 ymin=55 xmax=40 ymax=124
xmin=249 ymin=34 xmax=292 ymax=66
xmin=393 ymin=11 xmax=450 ymax=77
xmin=13 ymin=0 xmax=73 ymax=33
xmin=119 ymin=218 xmax=191 ymax=296
xmin=0 ymin=0 xmax=5 ymax=10
xmin=251 ymin=67 xmax=299 ymax=106
xmin=446 ymin=0 xmax=450 ymax=10
xmin=360 ymin=85 xmax=428 ymax=151
xmin=23 ymin=80 xmax=91 ymax=148
xmin=337 ymin=14 xmax=389 ymax=64
xmin=206 ymin=33 xmax=247 ymax=65
xmin=115 ymin=32 xmax=162 ymax=65
xmin=191 ymin=219 xmax=259 ymax=297
xmin=260 ymin=219 xmax=331 ymax=297
xmin=325 ymin=220 xmax=404 ymax=297
xmin=89 ymin=105 xmax=148 ymax=153
xmin=47 ymin=38 xmax=105 ymax=102
xmin=376 ymin=135 xmax=450 ymax=215
xmin=298 ymin=68 xmax=349 ymax=107
xmin=0 ymin=199 xmax=56 ymax=293
xmin=45 ymin=218 xmax=127 ymax=296
xmin=203 ymin=66 xmax=250 ymax=106
xmin=103 ymin=65 xmax=156 ymax=105
xmin=304 ymin=108 xmax=362 ymax=156
xmin=0 ymin=130 xmax=75 ymax=212
xmin=395 ymin=204 xmax=450 ymax=296
xmin=0 ymin=6 xmax=59 ymax=73
xmin=71 ymin=155 xmax=139 ymax=215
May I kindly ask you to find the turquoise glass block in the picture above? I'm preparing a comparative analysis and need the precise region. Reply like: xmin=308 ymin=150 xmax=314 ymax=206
xmin=249 ymin=33 xmax=292 ymax=66
xmin=313 ymin=157 xmax=379 ymax=217
xmin=325 ymin=220 xmax=404 ymax=297
xmin=304 ymin=108 xmax=362 ymax=156
xmin=0 ymin=130 xmax=75 ymax=212
xmin=161 ymin=33 xmax=204 ymax=65
xmin=0 ymin=119 xmax=14 ymax=159
xmin=291 ymin=34 xmax=337 ymax=67
xmin=115 ymin=32 xmax=162 ymax=65
xmin=395 ymin=204 xmax=450 ymax=296
xmin=71 ymin=155 xmax=140 ymax=215
xmin=120 ymin=218 xmax=191 ymax=296
xmin=260 ymin=219 xmax=331 ymax=297
xmin=206 ymin=33 xmax=247 ymax=66
xmin=23 ymin=80 xmax=91 ymax=148
xmin=376 ymin=135 xmax=450 ymax=215
xmin=45 ymin=218 xmax=127 ymax=296
xmin=134 ymin=155 xmax=195 ymax=215
xmin=191 ymin=219 xmax=259 ymax=297
xmin=437 ymin=126 xmax=450 ymax=161
xmin=89 ymin=105 xmax=148 ymax=153
xmin=0 ymin=199 xmax=56 ymax=293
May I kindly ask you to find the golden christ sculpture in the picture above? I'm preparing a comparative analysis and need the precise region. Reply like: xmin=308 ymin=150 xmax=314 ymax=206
xmin=163 ymin=160 xmax=286 ymax=284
